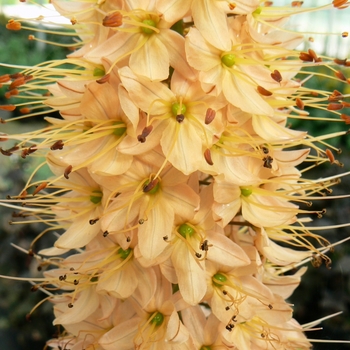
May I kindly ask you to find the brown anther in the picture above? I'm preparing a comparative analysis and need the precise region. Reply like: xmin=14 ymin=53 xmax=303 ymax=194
xmin=26 ymin=314 xmax=31 ymax=322
xmin=176 ymin=114 xmax=185 ymax=123
xmin=0 ymin=105 xmax=16 ymax=111
xmin=299 ymin=52 xmax=313 ymax=62
xmin=340 ymin=113 xmax=350 ymax=124
xmin=263 ymin=156 xmax=273 ymax=169
xmin=71 ymin=18 xmax=77 ymax=25
xmin=103 ymin=12 xmax=123 ymax=27
xmin=257 ymin=85 xmax=273 ymax=96
xmin=74 ymin=280 xmax=79 ymax=285
xmin=261 ymin=146 xmax=269 ymax=154
xmin=0 ymin=134 xmax=8 ymax=142
xmin=5 ymin=89 xmax=19 ymax=99
xmin=195 ymin=252 xmax=202 ymax=258
xmin=138 ymin=218 xmax=145 ymax=224
xmin=328 ymin=90 xmax=343 ymax=101
xmin=335 ymin=70 xmax=347 ymax=81
xmin=1 ymin=147 xmax=14 ymax=156
xmin=33 ymin=182 xmax=48 ymax=196
xmin=295 ymin=97 xmax=304 ymax=109
xmin=68 ymin=303 xmax=74 ymax=308
xmin=264 ymin=1 xmax=273 ymax=5
xmin=292 ymin=1 xmax=303 ymax=6
xmin=96 ymin=74 xmax=110 ymax=84
xmin=21 ymin=146 xmax=37 ymax=159
xmin=270 ymin=69 xmax=282 ymax=83
xmin=126 ymin=236 xmax=131 ymax=242
xmin=103 ymin=230 xmax=109 ymax=237
xmin=143 ymin=178 xmax=159 ymax=193
xmin=308 ymin=49 xmax=321 ymax=62
xmin=204 ymin=148 xmax=214 ymax=166
xmin=309 ymin=37 xmax=314 ymax=42
xmin=89 ymin=218 xmax=99 ymax=225
xmin=310 ymin=91 xmax=319 ymax=97
xmin=342 ymin=32 xmax=349 ymax=37
xmin=50 ymin=140 xmax=64 ymax=150
xmin=205 ymin=108 xmax=216 ymax=124
xmin=28 ymin=35 xmax=35 ymax=40
xmin=163 ymin=235 xmax=168 ymax=241
xmin=6 ymin=19 xmax=21 ymax=31
xmin=64 ymin=165 xmax=72 ymax=179
xmin=137 ymin=125 xmax=153 ymax=143
xmin=0 ymin=120 xmax=6 ymax=125
xmin=327 ymin=103 xmax=344 ymax=111
xmin=334 ymin=58 xmax=347 ymax=65
xmin=9 ymin=76 xmax=26 ymax=90
xmin=9 ymin=73 xmax=23 ymax=79
xmin=30 ymin=285 xmax=39 ymax=292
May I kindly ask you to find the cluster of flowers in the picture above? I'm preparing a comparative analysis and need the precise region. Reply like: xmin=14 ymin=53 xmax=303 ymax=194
xmin=1 ymin=0 xmax=350 ymax=349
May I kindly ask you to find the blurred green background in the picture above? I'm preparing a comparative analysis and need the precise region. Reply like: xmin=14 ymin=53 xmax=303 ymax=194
xmin=0 ymin=2 xmax=350 ymax=350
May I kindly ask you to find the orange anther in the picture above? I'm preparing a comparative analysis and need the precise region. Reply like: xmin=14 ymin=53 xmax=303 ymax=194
xmin=20 ymin=107 xmax=31 ymax=114
xmin=335 ymin=70 xmax=347 ymax=81
xmin=96 ymin=74 xmax=110 ymax=84
xmin=64 ymin=165 xmax=73 ymax=179
xmin=0 ymin=105 xmax=16 ymax=111
xmin=205 ymin=108 xmax=216 ymax=125
xmin=204 ymin=149 xmax=213 ymax=165
xmin=327 ymin=103 xmax=344 ymax=110
xmin=257 ymin=85 xmax=273 ymax=96
xmin=33 ymin=182 xmax=48 ymax=196
xmin=292 ymin=1 xmax=303 ymax=6
xmin=299 ymin=52 xmax=313 ymax=62
xmin=6 ymin=20 xmax=21 ymax=31
xmin=102 ymin=12 xmax=123 ymax=27
xmin=0 ymin=74 xmax=10 ymax=83
xmin=295 ymin=98 xmax=304 ymax=109
xmin=342 ymin=32 xmax=349 ymax=37
xmin=340 ymin=113 xmax=350 ymax=124
xmin=271 ymin=69 xmax=282 ymax=83
xmin=325 ymin=149 xmax=335 ymax=163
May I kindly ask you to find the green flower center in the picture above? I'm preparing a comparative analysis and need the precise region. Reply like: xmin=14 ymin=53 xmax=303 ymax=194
xmin=142 ymin=19 xmax=157 ymax=34
xmin=112 ymin=121 xmax=126 ymax=136
xmin=171 ymin=102 xmax=187 ymax=116
xmin=240 ymin=187 xmax=252 ymax=197
xmin=221 ymin=54 xmax=235 ymax=67
xmin=90 ymin=190 xmax=103 ymax=204
xmin=253 ymin=7 xmax=262 ymax=15
xmin=213 ymin=273 xmax=227 ymax=287
xmin=177 ymin=223 xmax=195 ymax=238
xmin=93 ymin=66 xmax=105 ymax=77
xmin=150 ymin=312 xmax=164 ymax=326
xmin=117 ymin=247 xmax=132 ymax=259
xmin=200 ymin=347 xmax=212 ymax=350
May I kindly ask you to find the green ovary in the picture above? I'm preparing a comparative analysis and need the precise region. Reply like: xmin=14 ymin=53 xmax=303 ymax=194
xmin=112 ymin=121 xmax=126 ymax=136
xmin=221 ymin=54 xmax=235 ymax=67
xmin=90 ymin=190 xmax=103 ymax=204
xmin=240 ymin=187 xmax=252 ymax=197
xmin=213 ymin=273 xmax=227 ymax=287
xmin=117 ymin=247 xmax=132 ymax=259
xmin=142 ymin=19 xmax=157 ymax=34
xmin=93 ymin=66 xmax=105 ymax=77
xmin=171 ymin=102 xmax=187 ymax=116
xmin=150 ymin=312 xmax=164 ymax=326
xmin=177 ymin=223 xmax=195 ymax=238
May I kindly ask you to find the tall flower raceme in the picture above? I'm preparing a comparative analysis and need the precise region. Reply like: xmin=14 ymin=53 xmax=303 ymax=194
xmin=1 ymin=1 xmax=350 ymax=349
